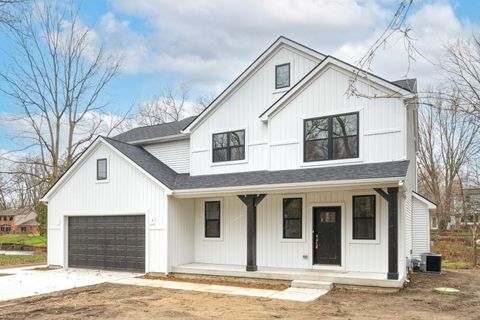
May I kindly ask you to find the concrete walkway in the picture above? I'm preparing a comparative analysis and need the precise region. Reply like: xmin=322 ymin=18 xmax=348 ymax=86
xmin=0 ymin=265 xmax=139 ymax=302
xmin=111 ymin=277 xmax=329 ymax=302
xmin=0 ymin=266 xmax=328 ymax=302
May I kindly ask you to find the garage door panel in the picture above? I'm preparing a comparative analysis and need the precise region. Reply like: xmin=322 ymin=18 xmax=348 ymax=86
xmin=68 ymin=215 xmax=145 ymax=272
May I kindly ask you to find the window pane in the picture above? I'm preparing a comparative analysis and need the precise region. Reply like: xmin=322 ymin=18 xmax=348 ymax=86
xmin=284 ymin=219 xmax=302 ymax=239
xmin=283 ymin=198 xmax=302 ymax=219
xmin=276 ymin=64 xmax=290 ymax=88
xmin=97 ymin=159 xmax=107 ymax=180
xmin=353 ymin=196 xmax=375 ymax=240
xmin=205 ymin=221 xmax=220 ymax=238
xmin=213 ymin=133 xmax=228 ymax=148
xmin=229 ymin=146 xmax=245 ymax=161
xmin=333 ymin=136 xmax=358 ymax=159
xmin=283 ymin=198 xmax=302 ymax=239
xmin=229 ymin=131 xmax=245 ymax=146
xmin=205 ymin=201 xmax=221 ymax=238
xmin=305 ymin=118 xmax=328 ymax=140
xmin=305 ymin=140 xmax=328 ymax=161
xmin=213 ymin=148 xmax=228 ymax=162
xmin=333 ymin=114 xmax=357 ymax=137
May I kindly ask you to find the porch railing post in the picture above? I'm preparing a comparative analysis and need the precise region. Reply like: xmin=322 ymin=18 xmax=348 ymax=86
xmin=387 ymin=187 xmax=399 ymax=280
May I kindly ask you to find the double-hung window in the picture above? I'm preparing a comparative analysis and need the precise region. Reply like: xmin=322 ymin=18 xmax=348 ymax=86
xmin=304 ymin=112 xmax=359 ymax=162
xmin=205 ymin=201 xmax=221 ymax=238
xmin=283 ymin=198 xmax=302 ymax=239
xmin=352 ymin=195 xmax=376 ymax=240
xmin=212 ymin=130 xmax=245 ymax=162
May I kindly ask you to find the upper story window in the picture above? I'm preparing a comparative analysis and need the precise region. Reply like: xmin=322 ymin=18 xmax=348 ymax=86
xmin=352 ymin=195 xmax=376 ymax=240
xmin=212 ymin=130 xmax=245 ymax=162
xmin=96 ymin=158 xmax=108 ymax=181
xmin=304 ymin=112 xmax=359 ymax=162
xmin=275 ymin=63 xmax=290 ymax=89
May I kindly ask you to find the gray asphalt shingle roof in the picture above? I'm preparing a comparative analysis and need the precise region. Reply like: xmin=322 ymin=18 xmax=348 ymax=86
xmin=103 ymin=136 xmax=410 ymax=191
xmin=174 ymin=161 xmax=409 ymax=190
xmin=112 ymin=116 xmax=196 ymax=143
xmin=104 ymin=137 xmax=178 ymax=189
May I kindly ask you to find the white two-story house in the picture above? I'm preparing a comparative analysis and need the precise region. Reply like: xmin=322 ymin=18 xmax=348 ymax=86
xmin=41 ymin=37 xmax=436 ymax=288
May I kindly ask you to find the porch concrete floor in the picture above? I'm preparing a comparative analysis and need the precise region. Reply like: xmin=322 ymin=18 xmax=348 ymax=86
xmin=171 ymin=263 xmax=403 ymax=288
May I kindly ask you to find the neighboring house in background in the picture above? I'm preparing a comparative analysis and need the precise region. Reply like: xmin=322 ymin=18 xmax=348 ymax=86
xmin=0 ymin=209 xmax=39 ymax=235
xmin=453 ymin=187 xmax=480 ymax=229
xmin=41 ymin=37 xmax=436 ymax=288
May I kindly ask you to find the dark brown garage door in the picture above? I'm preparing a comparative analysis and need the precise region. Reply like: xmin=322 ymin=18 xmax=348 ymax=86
xmin=68 ymin=215 xmax=145 ymax=272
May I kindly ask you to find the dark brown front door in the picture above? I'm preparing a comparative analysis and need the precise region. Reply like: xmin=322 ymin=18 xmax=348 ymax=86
xmin=313 ymin=207 xmax=341 ymax=265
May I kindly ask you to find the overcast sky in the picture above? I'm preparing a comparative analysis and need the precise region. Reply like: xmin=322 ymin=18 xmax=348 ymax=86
xmin=0 ymin=0 xmax=479 ymax=152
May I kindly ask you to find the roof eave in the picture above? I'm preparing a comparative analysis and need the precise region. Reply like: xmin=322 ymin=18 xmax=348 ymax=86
xmin=171 ymin=176 xmax=405 ymax=198
xmin=128 ymin=133 xmax=190 ymax=145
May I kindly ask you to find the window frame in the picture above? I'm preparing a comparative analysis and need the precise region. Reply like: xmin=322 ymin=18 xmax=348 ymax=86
xmin=204 ymin=200 xmax=222 ymax=240
xmin=282 ymin=197 xmax=303 ymax=240
xmin=352 ymin=195 xmax=377 ymax=241
xmin=212 ymin=129 xmax=246 ymax=163
xmin=303 ymin=112 xmax=359 ymax=163
xmin=96 ymin=158 xmax=108 ymax=182
xmin=275 ymin=63 xmax=290 ymax=89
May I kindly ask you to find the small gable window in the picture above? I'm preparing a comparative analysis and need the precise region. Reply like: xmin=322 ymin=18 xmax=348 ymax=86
xmin=212 ymin=130 xmax=245 ymax=162
xmin=205 ymin=201 xmax=221 ymax=238
xmin=275 ymin=63 xmax=290 ymax=89
xmin=96 ymin=158 xmax=108 ymax=181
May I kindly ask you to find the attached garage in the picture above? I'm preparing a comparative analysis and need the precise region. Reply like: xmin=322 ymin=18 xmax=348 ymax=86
xmin=68 ymin=215 xmax=145 ymax=272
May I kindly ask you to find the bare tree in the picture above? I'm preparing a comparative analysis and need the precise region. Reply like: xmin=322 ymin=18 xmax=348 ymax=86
xmin=0 ymin=0 xmax=24 ymax=27
xmin=0 ymin=1 xmax=122 ymax=184
xmin=443 ymin=33 xmax=480 ymax=120
xmin=418 ymin=91 xmax=480 ymax=230
xmin=137 ymin=84 xmax=190 ymax=126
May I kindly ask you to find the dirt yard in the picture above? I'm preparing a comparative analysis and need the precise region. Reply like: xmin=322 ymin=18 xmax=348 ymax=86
xmin=0 ymin=270 xmax=479 ymax=319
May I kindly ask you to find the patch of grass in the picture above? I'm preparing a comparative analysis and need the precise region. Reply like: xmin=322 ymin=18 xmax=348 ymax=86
xmin=442 ymin=260 xmax=472 ymax=269
xmin=0 ymin=235 xmax=46 ymax=247
xmin=432 ymin=239 xmax=477 ymax=269
xmin=0 ymin=254 xmax=46 ymax=266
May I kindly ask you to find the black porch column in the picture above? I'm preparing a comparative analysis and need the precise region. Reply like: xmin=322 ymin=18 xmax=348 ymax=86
xmin=238 ymin=194 xmax=266 ymax=272
xmin=374 ymin=187 xmax=399 ymax=280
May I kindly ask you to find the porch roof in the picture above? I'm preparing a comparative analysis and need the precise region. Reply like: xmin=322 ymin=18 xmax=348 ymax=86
xmin=103 ymin=137 xmax=408 ymax=192
xmin=174 ymin=160 xmax=409 ymax=191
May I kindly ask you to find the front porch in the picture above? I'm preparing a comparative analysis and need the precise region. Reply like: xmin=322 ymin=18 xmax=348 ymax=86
xmin=171 ymin=263 xmax=403 ymax=288
xmin=168 ymin=181 xmax=407 ymax=288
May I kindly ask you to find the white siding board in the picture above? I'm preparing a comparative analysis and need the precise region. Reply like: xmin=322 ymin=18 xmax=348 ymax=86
xmin=412 ymin=197 xmax=431 ymax=258
xmin=47 ymin=143 xmax=168 ymax=272
xmin=168 ymin=198 xmax=195 ymax=268
xmin=143 ymin=139 xmax=190 ymax=173
xmin=190 ymin=46 xmax=318 ymax=175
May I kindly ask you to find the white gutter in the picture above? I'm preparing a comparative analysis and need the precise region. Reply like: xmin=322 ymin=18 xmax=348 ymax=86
xmin=171 ymin=177 xmax=405 ymax=198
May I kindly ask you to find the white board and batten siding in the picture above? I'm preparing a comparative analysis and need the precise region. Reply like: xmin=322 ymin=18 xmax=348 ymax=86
xmin=47 ymin=142 xmax=169 ymax=273
xmin=169 ymin=189 xmax=400 ymax=276
xmin=268 ymin=66 xmax=406 ymax=170
xmin=143 ymin=139 xmax=190 ymax=173
xmin=168 ymin=198 xmax=195 ymax=268
xmin=412 ymin=197 xmax=431 ymax=258
xmin=189 ymin=45 xmax=319 ymax=176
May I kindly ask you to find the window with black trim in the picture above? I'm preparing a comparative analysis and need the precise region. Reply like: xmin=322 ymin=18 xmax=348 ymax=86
xmin=97 ymin=158 xmax=108 ymax=180
xmin=212 ymin=130 xmax=245 ymax=162
xmin=304 ymin=112 xmax=359 ymax=162
xmin=283 ymin=198 xmax=302 ymax=239
xmin=275 ymin=63 xmax=290 ymax=89
xmin=352 ymin=195 xmax=376 ymax=240
xmin=205 ymin=201 xmax=221 ymax=238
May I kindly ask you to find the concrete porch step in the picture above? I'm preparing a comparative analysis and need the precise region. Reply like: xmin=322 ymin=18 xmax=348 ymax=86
xmin=291 ymin=280 xmax=333 ymax=290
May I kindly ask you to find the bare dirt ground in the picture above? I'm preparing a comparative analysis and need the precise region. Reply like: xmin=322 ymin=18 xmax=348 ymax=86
xmin=0 ymin=269 xmax=479 ymax=320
